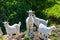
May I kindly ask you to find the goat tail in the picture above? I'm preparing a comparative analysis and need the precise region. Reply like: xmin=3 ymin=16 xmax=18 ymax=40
xmin=18 ymin=22 xmax=21 ymax=27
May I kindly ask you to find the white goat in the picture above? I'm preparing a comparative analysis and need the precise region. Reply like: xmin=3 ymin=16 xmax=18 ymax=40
xmin=32 ymin=14 xmax=48 ymax=27
xmin=38 ymin=23 xmax=56 ymax=40
xmin=26 ymin=10 xmax=34 ymax=36
xmin=3 ymin=21 xmax=21 ymax=37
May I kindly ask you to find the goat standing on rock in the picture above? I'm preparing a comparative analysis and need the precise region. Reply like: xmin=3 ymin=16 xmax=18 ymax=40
xmin=3 ymin=21 xmax=21 ymax=38
xmin=26 ymin=10 xmax=34 ymax=37
xmin=38 ymin=23 xmax=56 ymax=40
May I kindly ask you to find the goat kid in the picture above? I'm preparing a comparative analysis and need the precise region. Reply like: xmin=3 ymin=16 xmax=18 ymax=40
xmin=38 ymin=23 xmax=56 ymax=40
xmin=32 ymin=13 xmax=48 ymax=27
xmin=3 ymin=21 xmax=21 ymax=38
xmin=26 ymin=10 xmax=34 ymax=36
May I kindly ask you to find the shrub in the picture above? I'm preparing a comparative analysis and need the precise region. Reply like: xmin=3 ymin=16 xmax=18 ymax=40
xmin=24 ymin=36 xmax=31 ymax=40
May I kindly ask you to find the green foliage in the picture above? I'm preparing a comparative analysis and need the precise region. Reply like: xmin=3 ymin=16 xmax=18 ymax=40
xmin=43 ymin=0 xmax=60 ymax=21
xmin=24 ymin=36 xmax=31 ymax=40
xmin=51 ymin=32 xmax=58 ymax=40
xmin=52 ymin=32 xmax=58 ymax=37
xmin=53 ymin=37 xmax=58 ymax=40
xmin=0 ymin=38 xmax=3 ymax=40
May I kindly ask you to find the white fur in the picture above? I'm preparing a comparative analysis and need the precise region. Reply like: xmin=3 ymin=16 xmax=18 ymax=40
xmin=33 ymin=14 xmax=48 ymax=27
xmin=38 ymin=23 xmax=56 ymax=40
xmin=26 ymin=10 xmax=34 ymax=36
xmin=3 ymin=21 xmax=21 ymax=37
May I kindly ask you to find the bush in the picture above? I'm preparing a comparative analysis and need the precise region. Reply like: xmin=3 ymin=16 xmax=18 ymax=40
xmin=52 ymin=32 xmax=58 ymax=37
xmin=24 ymin=36 xmax=31 ymax=40
xmin=43 ymin=0 xmax=60 ymax=22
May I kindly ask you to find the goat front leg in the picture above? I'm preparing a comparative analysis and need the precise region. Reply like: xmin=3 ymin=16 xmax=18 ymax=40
xmin=29 ymin=23 xmax=34 ymax=39
xmin=44 ymin=34 xmax=48 ymax=40
xmin=31 ymin=23 xmax=34 ymax=34
xmin=8 ymin=34 xmax=12 ymax=37
xmin=16 ymin=27 xmax=20 ymax=35
xmin=8 ymin=34 xmax=12 ymax=40
xmin=38 ymin=32 xmax=41 ymax=38
xmin=38 ymin=32 xmax=44 ymax=39
xmin=31 ymin=22 xmax=34 ymax=30
xmin=38 ymin=29 xmax=41 ymax=38
xmin=16 ymin=30 xmax=19 ymax=37
xmin=25 ymin=22 xmax=29 ymax=36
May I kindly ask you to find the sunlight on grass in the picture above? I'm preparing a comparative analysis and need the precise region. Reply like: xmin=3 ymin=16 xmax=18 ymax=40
xmin=51 ymin=32 xmax=58 ymax=40
xmin=0 ymin=38 xmax=3 ymax=40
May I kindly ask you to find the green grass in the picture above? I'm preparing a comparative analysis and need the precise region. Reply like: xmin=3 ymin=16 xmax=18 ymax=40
xmin=49 ymin=24 xmax=60 ymax=40
xmin=0 ymin=38 xmax=3 ymax=40
xmin=49 ymin=32 xmax=58 ymax=40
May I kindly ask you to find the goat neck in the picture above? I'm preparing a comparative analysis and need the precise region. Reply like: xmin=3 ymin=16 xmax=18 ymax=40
xmin=28 ymin=15 xmax=33 ymax=19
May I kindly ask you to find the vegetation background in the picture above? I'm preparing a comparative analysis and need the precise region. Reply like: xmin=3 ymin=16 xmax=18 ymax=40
xmin=0 ymin=0 xmax=60 ymax=35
